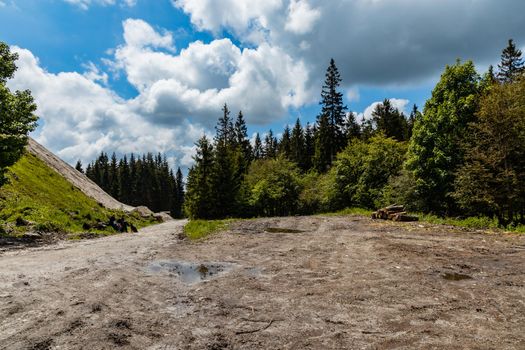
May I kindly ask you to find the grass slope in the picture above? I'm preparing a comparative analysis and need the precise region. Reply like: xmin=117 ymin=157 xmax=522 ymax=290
xmin=0 ymin=153 xmax=155 ymax=236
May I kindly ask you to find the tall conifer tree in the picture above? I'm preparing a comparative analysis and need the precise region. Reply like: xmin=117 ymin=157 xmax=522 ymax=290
xmin=497 ymin=39 xmax=524 ymax=83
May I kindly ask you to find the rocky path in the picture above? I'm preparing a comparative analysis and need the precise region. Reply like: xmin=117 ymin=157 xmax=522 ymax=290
xmin=1 ymin=216 xmax=524 ymax=349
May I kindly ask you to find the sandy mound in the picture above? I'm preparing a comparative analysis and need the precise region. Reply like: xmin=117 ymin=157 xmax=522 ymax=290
xmin=26 ymin=137 xmax=133 ymax=211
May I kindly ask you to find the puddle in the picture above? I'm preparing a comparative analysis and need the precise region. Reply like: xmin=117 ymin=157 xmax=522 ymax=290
xmin=442 ymin=272 xmax=472 ymax=281
xmin=148 ymin=261 xmax=235 ymax=284
xmin=265 ymin=227 xmax=304 ymax=233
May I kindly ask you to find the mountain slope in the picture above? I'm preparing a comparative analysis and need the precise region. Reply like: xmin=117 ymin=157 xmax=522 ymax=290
xmin=26 ymin=138 xmax=133 ymax=211
xmin=0 ymin=151 xmax=154 ymax=236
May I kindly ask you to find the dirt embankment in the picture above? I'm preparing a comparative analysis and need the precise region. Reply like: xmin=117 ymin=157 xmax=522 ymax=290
xmin=0 ymin=216 xmax=524 ymax=349
xmin=26 ymin=138 xmax=133 ymax=211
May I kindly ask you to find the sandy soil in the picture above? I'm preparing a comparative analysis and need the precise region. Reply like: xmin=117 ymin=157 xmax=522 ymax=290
xmin=0 ymin=216 xmax=524 ymax=349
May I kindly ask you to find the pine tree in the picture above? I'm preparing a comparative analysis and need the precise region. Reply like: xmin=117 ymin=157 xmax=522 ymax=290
xmin=406 ymin=104 xmax=421 ymax=139
xmin=253 ymin=133 xmax=263 ymax=160
xmin=118 ymin=155 xmax=131 ymax=204
xmin=317 ymin=58 xmax=348 ymax=165
xmin=234 ymin=110 xmax=252 ymax=174
xmin=185 ymin=136 xmax=215 ymax=219
xmin=279 ymin=125 xmax=292 ymax=159
xmin=263 ymin=130 xmax=278 ymax=158
xmin=75 ymin=160 xmax=83 ymax=173
xmin=497 ymin=39 xmax=524 ymax=83
xmin=343 ymin=111 xmax=360 ymax=145
xmin=213 ymin=104 xmax=238 ymax=217
xmin=371 ymin=99 xmax=408 ymax=141
xmin=171 ymin=167 xmax=185 ymax=218
xmin=109 ymin=152 xmax=119 ymax=198
xmin=290 ymin=118 xmax=306 ymax=169
xmin=313 ymin=114 xmax=332 ymax=172
xmin=304 ymin=122 xmax=315 ymax=170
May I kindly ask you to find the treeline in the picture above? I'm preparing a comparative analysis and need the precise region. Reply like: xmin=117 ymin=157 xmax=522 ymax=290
xmin=79 ymin=153 xmax=184 ymax=217
xmin=185 ymin=39 xmax=525 ymax=227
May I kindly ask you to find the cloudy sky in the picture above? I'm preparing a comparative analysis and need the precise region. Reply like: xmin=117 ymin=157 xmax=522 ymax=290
xmin=1 ymin=0 xmax=524 ymax=169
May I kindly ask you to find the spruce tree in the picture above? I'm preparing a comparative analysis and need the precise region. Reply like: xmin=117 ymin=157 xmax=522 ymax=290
xmin=290 ymin=118 xmax=306 ymax=169
xmin=304 ymin=122 xmax=315 ymax=170
xmin=213 ymin=104 xmax=238 ymax=217
xmin=371 ymin=99 xmax=408 ymax=141
xmin=279 ymin=125 xmax=292 ymax=159
xmin=109 ymin=152 xmax=119 ymax=198
xmin=75 ymin=160 xmax=83 ymax=173
xmin=234 ymin=111 xmax=252 ymax=174
xmin=317 ymin=58 xmax=348 ymax=165
xmin=253 ymin=133 xmax=263 ymax=160
xmin=185 ymin=136 xmax=215 ymax=219
xmin=407 ymin=104 xmax=421 ymax=139
xmin=313 ymin=114 xmax=332 ymax=172
xmin=171 ymin=167 xmax=185 ymax=218
xmin=263 ymin=130 xmax=278 ymax=158
xmin=497 ymin=39 xmax=524 ymax=83
xmin=343 ymin=111 xmax=360 ymax=145
xmin=118 ymin=155 xmax=131 ymax=204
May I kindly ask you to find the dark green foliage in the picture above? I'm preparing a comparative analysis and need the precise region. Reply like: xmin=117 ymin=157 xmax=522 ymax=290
xmin=313 ymin=113 xmax=332 ymax=172
xmin=253 ymin=133 xmax=263 ymax=160
xmin=370 ymin=99 xmax=408 ymax=141
xmin=313 ymin=58 xmax=348 ymax=170
xmin=171 ymin=167 xmax=185 ymax=218
xmin=212 ymin=104 xmax=238 ymax=217
xmin=343 ymin=111 xmax=360 ymax=144
xmin=234 ymin=111 xmax=252 ymax=174
xmin=290 ymin=119 xmax=306 ymax=170
xmin=497 ymin=39 xmax=524 ymax=83
xmin=86 ymin=151 xmax=182 ymax=213
xmin=278 ymin=125 xmax=291 ymax=159
xmin=184 ymin=136 xmax=215 ymax=219
xmin=263 ymin=130 xmax=278 ymax=159
xmin=453 ymin=79 xmax=525 ymax=226
xmin=406 ymin=60 xmax=480 ymax=214
xmin=303 ymin=123 xmax=315 ymax=170
xmin=406 ymin=104 xmax=421 ymax=140
xmin=0 ymin=42 xmax=38 ymax=186
xmin=75 ymin=160 xmax=83 ymax=173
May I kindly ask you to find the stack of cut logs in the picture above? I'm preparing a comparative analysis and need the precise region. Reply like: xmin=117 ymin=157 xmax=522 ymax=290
xmin=371 ymin=204 xmax=419 ymax=222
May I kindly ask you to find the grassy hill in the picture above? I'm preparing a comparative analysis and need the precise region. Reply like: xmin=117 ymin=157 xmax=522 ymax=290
xmin=0 ymin=152 xmax=155 ymax=237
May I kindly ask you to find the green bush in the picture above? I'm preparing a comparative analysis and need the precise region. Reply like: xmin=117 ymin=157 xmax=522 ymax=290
xmin=242 ymin=157 xmax=302 ymax=216
xmin=327 ymin=134 xmax=406 ymax=210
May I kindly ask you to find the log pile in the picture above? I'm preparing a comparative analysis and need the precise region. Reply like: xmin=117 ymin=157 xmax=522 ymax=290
xmin=371 ymin=204 xmax=419 ymax=222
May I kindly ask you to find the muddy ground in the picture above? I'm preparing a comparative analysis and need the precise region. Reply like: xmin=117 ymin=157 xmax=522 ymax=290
xmin=0 ymin=216 xmax=524 ymax=349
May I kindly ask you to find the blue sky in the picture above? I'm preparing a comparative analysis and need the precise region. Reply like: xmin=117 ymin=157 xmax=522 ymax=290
xmin=2 ymin=0 xmax=524 ymax=169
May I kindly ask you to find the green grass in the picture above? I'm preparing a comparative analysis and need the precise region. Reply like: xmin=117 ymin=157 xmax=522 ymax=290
xmin=0 ymin=153 xmax=156 ymax=237
xmin=183 ymin=219 xmax=235 ymax=240
xmin=327 ymin=206 xmax=525 ymax=233
xmin=320 ymin=207 xmax=374 ymax=217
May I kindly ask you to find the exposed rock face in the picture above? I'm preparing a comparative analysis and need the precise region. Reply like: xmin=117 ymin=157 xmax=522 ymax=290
xmin=25 ymin=138 xmax=133 ymax=211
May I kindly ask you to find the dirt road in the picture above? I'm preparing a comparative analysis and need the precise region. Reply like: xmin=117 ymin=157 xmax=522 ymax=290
xmin=1 ymin=216 xmax=524 ymax=349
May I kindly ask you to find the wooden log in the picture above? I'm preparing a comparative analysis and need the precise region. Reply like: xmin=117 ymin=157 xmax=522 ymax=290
xmin=385 ymin=204 xmax=405 ymax=213
xmin=393 ymin=214 xmax=419 ymax=222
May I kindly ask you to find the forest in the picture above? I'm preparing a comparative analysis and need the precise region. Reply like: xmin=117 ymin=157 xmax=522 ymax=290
xmin=78 ymin=39 xmax=524 ymax=227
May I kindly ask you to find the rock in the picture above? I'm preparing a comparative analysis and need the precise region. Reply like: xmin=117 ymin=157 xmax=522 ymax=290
xmin=153 ymin=212 xmax=173 ymax=222
xmin=22 ymin=231 xmax=42 ymax=240
xmin=132 ymin=206 xmax=154 ymax=218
